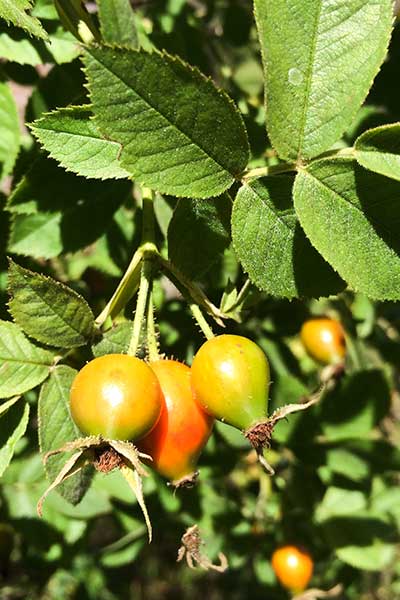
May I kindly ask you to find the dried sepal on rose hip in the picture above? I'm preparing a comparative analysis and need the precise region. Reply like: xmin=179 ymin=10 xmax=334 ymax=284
xmin=37 ymin=354 xmax=163 ymax=541
xmin=139 ymin=359 xmax=214 ymax=488
xmin=177 ymin=525 xmax=228 ymax=573
xmin=191 ymin=335 xmax=323 ymax=472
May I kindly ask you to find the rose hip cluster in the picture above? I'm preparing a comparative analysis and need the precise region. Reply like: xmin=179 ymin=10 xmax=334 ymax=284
xmin=69 ymin=334 xmax=270 ymax=485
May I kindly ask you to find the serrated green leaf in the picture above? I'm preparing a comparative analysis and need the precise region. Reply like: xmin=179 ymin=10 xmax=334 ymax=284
xmin=92 ymin=321 xmax=131 ymax=357
xmin=168 ymin=195 xmax=231 ymax=279
xmin=84 ymin=45 xmax=249 ymax=198
xmin=30 ymin=106 xmax=130 ymax=180
xmin=0 ymin=401 xmax=29 ymax=477
xmin=0 ymin=320 xmax=53 ymax=398
xmin=7 ymin=157 xmax=130 ymax=258
xmin=39 ymin=365 xmax=92 ymax=504
xmin=0 ymin=82 xmax=20 ymax=182
xmin=98 ymin=0 xmax=138 ymax=49
xmin=254 ymin=0 xmax=393 ymax=160
xmin=8 ymin=260 xmax=95 ymax=348
xmin=0 ymin=0 xmax=48 ymax=40
xmin=355 ymin=123 xmax=400 ymax=181
xmin=232 ymin=176 xmax=344 ymax=298
xmin=294 ymin=157 xmax=400 ymax=300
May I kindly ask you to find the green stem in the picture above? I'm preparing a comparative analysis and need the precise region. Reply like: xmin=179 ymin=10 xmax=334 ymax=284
xmin=128 ymin=261 xmax=151 ymax=357
xmin=226 ymin=278 xmax=252 ymax=313
xmin=190 ymin=304 xmax=215 ymax=340
xmin=141 ymin=187 xmax=155 ymax=245
xmin=96 ymin=188 xmax=159 ymax=328
xmin=95 ymin=247 xmax=143 ymax=327
xmin=128 ymin=188 xmax=158 ymax=357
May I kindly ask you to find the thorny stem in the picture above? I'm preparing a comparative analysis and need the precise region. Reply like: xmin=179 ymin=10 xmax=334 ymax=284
xmin=190 ymin=303 xmax=215 ymax=340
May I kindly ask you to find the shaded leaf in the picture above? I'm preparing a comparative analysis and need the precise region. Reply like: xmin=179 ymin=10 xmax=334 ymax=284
xmin=168 ymin=195 xmax=231 ymax=279
xmin=232 ymin=176 xmax=344 ymax=298
xmin=98 ymin=0 xmax=138 ymax=49
xmin=92 ymin=321 xmax=131 ymax=357
xmin=355 ymin=123 xmax=400 ymax=181
xmin=294 ymin=157 xmax=400 ymax=300
xmin=0 ymin=400 xmax=29 ymax=477
xmin=319 ymin=370 xmax=390 ymax=441
xmin=39 ymin=366 xmax=92 ymax=504
xmin=0 ymin=82 xmax=20 ymax=182
xmin=7 ymin=157 xmax=130 ymax=258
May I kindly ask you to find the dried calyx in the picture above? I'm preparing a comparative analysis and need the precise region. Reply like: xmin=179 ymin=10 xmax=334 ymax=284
xmin=37 ymin=435 xmax=153 ymax=541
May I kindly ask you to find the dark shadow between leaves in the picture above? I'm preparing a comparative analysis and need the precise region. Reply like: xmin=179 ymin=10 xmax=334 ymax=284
xmin=322 ymin=516 xmax=394 ymax=548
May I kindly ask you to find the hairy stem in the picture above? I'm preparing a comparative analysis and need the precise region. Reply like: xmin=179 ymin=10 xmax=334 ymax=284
xmin=127 ymin=263 xmax=150 ymax=357
xmin=190 ymin=303 xmax=215 ymax=340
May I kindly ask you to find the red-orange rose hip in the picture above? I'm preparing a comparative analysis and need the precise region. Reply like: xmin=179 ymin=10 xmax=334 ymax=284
xmin=300 ymin=318 xmax=346 ymax=365
xmin=70 ymin=354 xmax=162 ymax=441
xmin=139 ymin=359 xmax=213 ymax=484
xmin=271 ymin=545 xmax=313 ymax=593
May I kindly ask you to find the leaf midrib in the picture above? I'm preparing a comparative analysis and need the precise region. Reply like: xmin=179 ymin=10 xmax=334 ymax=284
xmin=297 ymin=1 xmax=323 ymax=158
